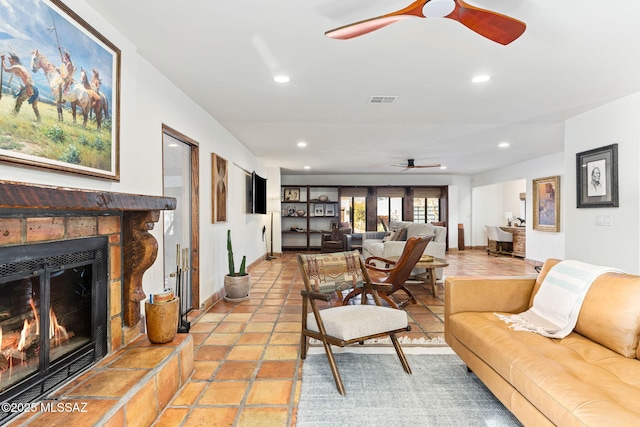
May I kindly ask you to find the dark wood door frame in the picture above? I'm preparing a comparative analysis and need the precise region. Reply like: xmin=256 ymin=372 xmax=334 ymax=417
xmin=162 ymin=124 xmax=200 ymax=309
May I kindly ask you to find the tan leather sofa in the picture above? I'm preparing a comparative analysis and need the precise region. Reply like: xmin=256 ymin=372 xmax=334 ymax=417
xmin=445 ymin=259 xmax=640 ymax=426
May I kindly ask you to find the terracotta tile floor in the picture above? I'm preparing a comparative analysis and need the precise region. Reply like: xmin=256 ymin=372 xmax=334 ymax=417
xmin=153 ymin=249 xmax=538 ymax=427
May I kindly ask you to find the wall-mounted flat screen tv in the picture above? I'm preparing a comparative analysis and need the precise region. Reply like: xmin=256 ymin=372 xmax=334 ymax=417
xmin=247 ymin=171 xmax=267 ymax=214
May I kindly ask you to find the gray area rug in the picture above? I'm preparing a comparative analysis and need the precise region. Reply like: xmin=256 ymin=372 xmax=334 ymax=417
xmin=297 ymin=352 xmax=522 ymax=427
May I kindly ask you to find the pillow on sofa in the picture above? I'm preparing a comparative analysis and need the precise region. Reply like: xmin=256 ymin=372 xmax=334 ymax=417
xmin=391 ymin=227 xmax=407 ymax=241
xmin=382 ymin=231 xmax=394 ymax=242
xmin=575 ymin=272 xmax=640 ymax=358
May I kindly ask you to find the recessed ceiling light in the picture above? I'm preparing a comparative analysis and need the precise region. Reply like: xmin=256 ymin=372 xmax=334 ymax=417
xmin=472 ymin=75 xmax=491 ymax=83
xmin=440 ymin=166 xmax=447 ymax=170
xmin=303 ymin=165 xmax=311 ymax=170
xmin=297 ymin=141 xmax=307 ymax=147
xmin=499 ymin=142 xmax=510 ymax=148
xmin=274 ymin=75 xmax=290 ymax=83
xmin=168 ymin=143 xmax=179 ymax=148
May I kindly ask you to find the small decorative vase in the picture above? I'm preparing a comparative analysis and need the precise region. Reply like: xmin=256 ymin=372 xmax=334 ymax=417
xmin=296 ymin=210 xmax=305 ymax=217
xmin=318 ymin=195 xmax=328 ymax=202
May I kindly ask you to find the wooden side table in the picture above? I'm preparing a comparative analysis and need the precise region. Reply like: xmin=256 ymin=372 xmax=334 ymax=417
xmin=386 ymin=256 xmax=449 ymax=296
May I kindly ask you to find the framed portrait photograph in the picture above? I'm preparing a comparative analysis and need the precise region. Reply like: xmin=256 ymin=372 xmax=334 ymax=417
xmin=0 ymin=0 xmax=120 ymax=180
xmin=533 ymin=176 xmax=560 ymax=232
xmin=576 ymin=144 xmax=618 ymax=208
xmin=283 ymin=187 xmax=300 ymax=202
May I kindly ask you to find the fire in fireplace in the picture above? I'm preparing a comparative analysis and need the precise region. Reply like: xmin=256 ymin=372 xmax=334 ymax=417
xmin=0 ymin=237 xmax=108 ymax=422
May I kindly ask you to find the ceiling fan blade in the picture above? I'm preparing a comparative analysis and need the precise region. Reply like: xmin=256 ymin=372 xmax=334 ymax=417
xmin=325 ymin=16 xmax=410 ymax=40
xmin=413 ymin=164 xmax=441 ymax=168
xmin=325 ymin=0 xmax=428 ymax=40
xmin=445 ymin=0 xmax=526 ymax=45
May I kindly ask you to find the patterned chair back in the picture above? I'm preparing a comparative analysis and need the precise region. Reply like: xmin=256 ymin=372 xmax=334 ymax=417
xmin=298 ymin=251 xmax=370 ymax=294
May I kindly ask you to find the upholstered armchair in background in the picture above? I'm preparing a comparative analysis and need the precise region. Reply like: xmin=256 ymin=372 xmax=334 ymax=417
xmin=320 ymin=227 xmax=352 ymax=253
xmin=486 ymin=225 xmax=513 ymax=256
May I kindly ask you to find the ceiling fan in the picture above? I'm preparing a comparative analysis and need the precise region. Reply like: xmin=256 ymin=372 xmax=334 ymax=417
xmin=325 ymin=0 xmax=526 ymax=45
xmin=391 ymin=159 xmax=441 ymax=171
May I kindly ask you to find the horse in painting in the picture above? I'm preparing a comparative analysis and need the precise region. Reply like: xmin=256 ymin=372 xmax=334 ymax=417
xmin=80 ymin=67 xmax=109 ymax=121
xmin=30 ymin=50 xmax=102 ymax=130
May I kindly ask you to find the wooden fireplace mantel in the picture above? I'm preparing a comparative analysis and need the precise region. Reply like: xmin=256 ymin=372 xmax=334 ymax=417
xmin=0 ymin=181 xmax=177 ymax=327
xmin=0 ymin=180 xmax=176 ymax=212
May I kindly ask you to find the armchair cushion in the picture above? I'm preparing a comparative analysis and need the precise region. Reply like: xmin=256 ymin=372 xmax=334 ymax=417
xmin=306 ymin=305 xmax=408 ymax=341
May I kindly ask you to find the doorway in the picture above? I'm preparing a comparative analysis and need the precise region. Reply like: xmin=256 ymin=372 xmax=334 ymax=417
xmin=162 ymin=125 xmax=200 ymax=312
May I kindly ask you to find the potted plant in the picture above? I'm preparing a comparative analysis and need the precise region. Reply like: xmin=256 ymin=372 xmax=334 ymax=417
xmin=224 ymin=229 xmax=251 ymax=302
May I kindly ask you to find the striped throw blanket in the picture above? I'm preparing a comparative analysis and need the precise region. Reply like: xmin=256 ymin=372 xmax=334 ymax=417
xmin=496 ymin=260 xmax=623 ymax=338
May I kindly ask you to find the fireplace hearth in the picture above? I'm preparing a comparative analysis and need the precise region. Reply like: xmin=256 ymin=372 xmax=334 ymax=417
xmin=0 ymin=238 xmax=108 ymax=422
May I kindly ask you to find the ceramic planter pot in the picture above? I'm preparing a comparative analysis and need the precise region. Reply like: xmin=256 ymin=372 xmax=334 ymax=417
xmin=224 ymin=274 xmax=251 ymax=302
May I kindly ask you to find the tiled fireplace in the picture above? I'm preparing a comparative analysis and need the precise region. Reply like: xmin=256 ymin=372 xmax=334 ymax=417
xmin=0 ymin=180 xmax=176 ymax=423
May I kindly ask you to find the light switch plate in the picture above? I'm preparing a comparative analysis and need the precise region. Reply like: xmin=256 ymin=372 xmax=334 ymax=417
xmin=595 ymin=215 xmax=612 ymax=226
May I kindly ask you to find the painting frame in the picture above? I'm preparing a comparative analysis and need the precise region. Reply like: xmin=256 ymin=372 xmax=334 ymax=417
xmin=283 ymin=187 xmax=300 ymax=202
xmin=533 ymin=175 xmax=560 ymax=232
xmin=0 ymin=0 xmax=121 ymax=180
xmin=314 ymin=204 xmax=324 ymax=217
xmin=576 ymin=144 xmax=619 ymax=208
xmin=211 ymin=153 xmax=227 ymax=223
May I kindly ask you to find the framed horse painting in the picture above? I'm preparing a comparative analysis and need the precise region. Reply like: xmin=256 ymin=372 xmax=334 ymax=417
xmin=0 ymin=0 xmax=120 ymax=180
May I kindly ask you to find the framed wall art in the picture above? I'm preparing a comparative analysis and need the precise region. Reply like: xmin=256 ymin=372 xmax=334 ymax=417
xmin=283 ymin=187 xmax=300 ymax=202
xmin=533 ymin=176 xmax=560 ymax=232
xmin=212 ymin=153 xmax=227 ymax=223
xmin=324 ymin=203 xmax=335 ymax=217
xmin=314 ymin=204 xmax=324 ymax=217
xmin=576 ymin=143 xmax=619 ymax=208
xmin=0 ymin=0 xmax=120 ymax=180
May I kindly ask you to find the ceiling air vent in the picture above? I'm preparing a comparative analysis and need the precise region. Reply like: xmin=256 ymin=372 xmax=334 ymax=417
xmin=369 ymin=95 xmax=398 ymax=104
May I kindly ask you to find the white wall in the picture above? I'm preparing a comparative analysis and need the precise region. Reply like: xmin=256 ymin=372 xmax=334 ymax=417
xmin=470 ymin=179 xmax=525 ymax=247
xmin=564 ymin=93 xmax=640 ymax=273
xmin=472 ymin=153 xmax=565 ymax=263
xmin=0 ymin=0 xmax=269 ymax=307
xmin=280 ymin=174 xmax=472 ymax=251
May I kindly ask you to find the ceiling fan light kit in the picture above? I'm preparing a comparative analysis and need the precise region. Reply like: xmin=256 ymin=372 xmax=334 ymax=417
xmin=325 ymin=0 xmax=526 ymax=45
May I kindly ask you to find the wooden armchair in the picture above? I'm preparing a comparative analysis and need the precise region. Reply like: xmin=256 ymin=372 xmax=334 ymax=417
xmin=297 ymin=251 xmax=412 ymax=395
xmin=361 ymin=235 xmax=433 ymax=309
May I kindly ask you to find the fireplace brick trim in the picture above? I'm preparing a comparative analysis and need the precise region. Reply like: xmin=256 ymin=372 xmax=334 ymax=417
xmin=0 ymin=180 xmax=176 ymax=350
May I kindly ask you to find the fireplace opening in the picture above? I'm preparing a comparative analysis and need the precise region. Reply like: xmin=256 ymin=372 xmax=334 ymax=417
xmin=0 ymin=237 xmax=108 ymax=421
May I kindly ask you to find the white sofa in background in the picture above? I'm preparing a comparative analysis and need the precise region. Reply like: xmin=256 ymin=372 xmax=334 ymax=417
xmin=362 ymin=221 xmax=447 ymax=279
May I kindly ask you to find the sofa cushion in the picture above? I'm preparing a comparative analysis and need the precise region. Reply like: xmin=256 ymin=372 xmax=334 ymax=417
xmin=575 ymin=272 xmax=640 ymax=358
xmin=362 ymin=239 xmax=384 ymax=258
xmin=449 ymin=311 xmax=640 ymax=425
xmin=405 ymin=222 xmax=434 ymax=240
